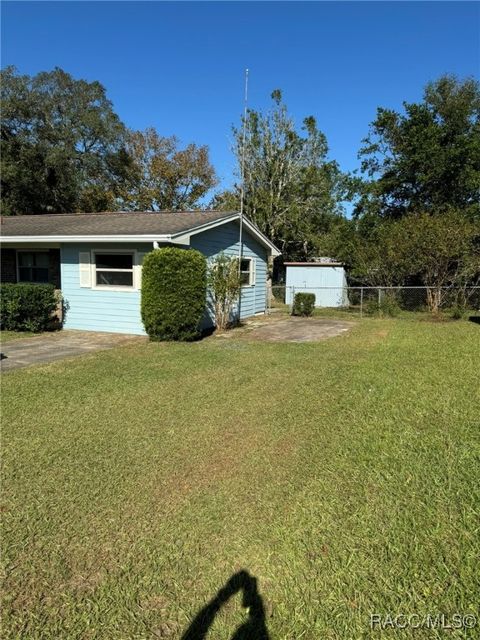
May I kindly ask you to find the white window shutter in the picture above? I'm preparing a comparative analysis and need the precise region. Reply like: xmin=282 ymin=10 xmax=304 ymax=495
xmin=79 ymin=252 xmax=91 ymax=288
xmin=136 ymin=252 xmax=149 ymax=289
xmin=251 ymin=258 xmax=256 ymax=286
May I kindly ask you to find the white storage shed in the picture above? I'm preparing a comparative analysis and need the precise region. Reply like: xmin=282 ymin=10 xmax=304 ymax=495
xmin=285 ymin=261 xmax=349 ymax=307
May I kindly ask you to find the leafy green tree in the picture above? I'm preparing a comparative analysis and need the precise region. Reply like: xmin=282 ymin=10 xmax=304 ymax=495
xmin=1 ymin=66 xmax=133 ymax=214
xmin=324 ymin=210 xmax=480 ymax=312
xmin=207 ymin=253 xmax=241 ymax=330
xmin=228 ymin=90 xmax=345 ymax=259
xmin=356 ymin=75 xmax=480 ymax=220
xmin=120 ymin=128 xmax=217 ymax=211
xmin=318 ymin=217 xmax=409 ymax=286
xmin=209 ymin=189 xmax=240 ymax=212
xmin=387 ymin=210 xmax=480 ymax=312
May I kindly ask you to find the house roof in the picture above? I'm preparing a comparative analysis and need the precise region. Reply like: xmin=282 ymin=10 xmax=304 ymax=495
xmin=0 ymin=210 xmax=233 ymax=237
xmin=284 ymin=261 xmax=344 ymax=267
xmin=0 ymin=211 xmax=281 ymax=256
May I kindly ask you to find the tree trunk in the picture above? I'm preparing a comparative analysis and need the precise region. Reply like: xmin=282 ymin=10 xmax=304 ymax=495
xmin=426 ymin=287 xmax=442 ymax=313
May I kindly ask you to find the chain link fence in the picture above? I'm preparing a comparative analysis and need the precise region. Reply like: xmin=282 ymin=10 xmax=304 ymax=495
xmin=269 ymin=285 xmax=480 ymax=318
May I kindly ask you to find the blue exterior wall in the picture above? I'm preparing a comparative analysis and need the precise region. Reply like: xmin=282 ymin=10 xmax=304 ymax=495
xmin=60 ymin=222 xmax=268 ymax=334
xmin=190 ymin=220 xmax=268 ymax=322
xmin=61 ymin=243 xmax=153 ymax=335
xmin=285 ymin=265 xmax=348 ymax=307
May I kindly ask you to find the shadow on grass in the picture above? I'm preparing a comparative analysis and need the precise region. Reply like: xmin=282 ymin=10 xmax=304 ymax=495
xmin=468 ymin=315 xmax=480 ymax=325
xmin=181 ymin=570 xmax=270 ymax=640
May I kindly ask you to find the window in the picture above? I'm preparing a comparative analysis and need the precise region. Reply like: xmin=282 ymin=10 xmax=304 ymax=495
xmin=17 ymin=251 xmax=50 ymax=283
xmin=240 ymin=257 xmax=255 ymax=287
xmin=94 ymin=253 xmax=134 ymax=287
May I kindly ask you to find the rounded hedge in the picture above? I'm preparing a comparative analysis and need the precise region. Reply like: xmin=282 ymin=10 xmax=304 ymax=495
xmin=0 ymin=283 xmax=58 ymax=332
xmin=141 ymin=247 xmax=207 ymax=341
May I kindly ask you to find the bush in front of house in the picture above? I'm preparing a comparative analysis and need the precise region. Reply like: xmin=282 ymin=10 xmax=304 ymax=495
xmin=141 ymin=247 xmax=207 ymax=341
xmin=207 ymin=253 xmax=241 ymax=331
xmin=292 ymin=292 xmax=315 ymax=317
xmin=0 ymin=283 xmax=58 ymax=332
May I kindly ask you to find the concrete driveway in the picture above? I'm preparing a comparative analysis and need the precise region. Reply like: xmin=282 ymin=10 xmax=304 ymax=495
xmin=1 ymin=331 xmax=145 ymax=372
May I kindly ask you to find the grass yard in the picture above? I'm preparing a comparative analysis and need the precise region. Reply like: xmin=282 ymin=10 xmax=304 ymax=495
xmin=2 ymin=318 xmax=479 ymax=639
xmin=0 ymin=330 xmax=39 ymax=343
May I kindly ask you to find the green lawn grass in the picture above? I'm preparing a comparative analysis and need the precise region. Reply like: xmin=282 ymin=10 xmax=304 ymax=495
xmin=0 ymin=330 xmax=40 ymax=343
xmin=2 ymin=319 xmax=479 ymax=639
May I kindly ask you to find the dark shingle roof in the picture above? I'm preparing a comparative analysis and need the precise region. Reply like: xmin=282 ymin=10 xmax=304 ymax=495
xmin=0 ymin=210 xmax=237 ymax=238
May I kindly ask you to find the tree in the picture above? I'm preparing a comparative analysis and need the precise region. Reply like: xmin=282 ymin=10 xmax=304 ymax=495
xmin=319 ymin=217 xmax=410 ymax=287
xmin=388 ymin=211 xmax=480 ymax=312
xmin=1 ymin=66 xmax=133 ymax=214
xmin=209 ymin=189 xmax=240 ymax=212
xmin=227 ymin=90 xmax=345 ymax=260
xmin=325 ymin=210 xmax=480 ymax=312
xmin=207 ymin=253 xmax=241 ymax=330
xmin=120 ymin=128 xmax=217 ymax=211
xmin=356 ymin=75 xmax=480 ymax=221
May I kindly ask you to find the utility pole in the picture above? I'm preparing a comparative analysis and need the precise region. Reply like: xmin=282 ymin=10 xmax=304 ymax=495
xmin=237 ymin=68 xmax=249 ymax=321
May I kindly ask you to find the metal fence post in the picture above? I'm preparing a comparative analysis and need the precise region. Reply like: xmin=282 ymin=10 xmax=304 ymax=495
xmin=360 ymin=287 xmax=364 ymax=318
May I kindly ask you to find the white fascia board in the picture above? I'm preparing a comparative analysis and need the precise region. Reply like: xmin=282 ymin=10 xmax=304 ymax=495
xmin=0 ymin=235 xmax=173 ymax=244
xmin=0 ymin=216 xmax=282 ymax=256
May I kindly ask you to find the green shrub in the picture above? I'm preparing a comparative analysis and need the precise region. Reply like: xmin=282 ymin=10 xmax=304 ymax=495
xmin=141 ymin=247 xmax=207 ymax=341
xmin=292 ymin=292 xmax=315 ymax=317
xmin=0 ymin=283 xmax=58 ymax=332
xmin=365 ymin=293 xmax=401 ymax=318
xmin=449 ymin=303 xmax=467 ymax=320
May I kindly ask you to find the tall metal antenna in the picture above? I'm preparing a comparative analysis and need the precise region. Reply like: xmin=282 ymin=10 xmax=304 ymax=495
xmin=238 ymin=68 xmax=249 ymax=320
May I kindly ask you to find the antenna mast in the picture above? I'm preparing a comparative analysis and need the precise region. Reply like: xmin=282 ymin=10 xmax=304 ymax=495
xmin=238 ymin=68 xmax=249 ymax=319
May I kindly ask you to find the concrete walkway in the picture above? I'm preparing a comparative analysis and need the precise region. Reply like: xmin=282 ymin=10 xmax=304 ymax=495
xmin=0 ymin=331 xmax=144 ymax=372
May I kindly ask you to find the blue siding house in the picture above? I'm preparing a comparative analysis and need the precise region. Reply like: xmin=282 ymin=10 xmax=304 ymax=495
xmin=1 ymin=211 xmax=280 ymax=335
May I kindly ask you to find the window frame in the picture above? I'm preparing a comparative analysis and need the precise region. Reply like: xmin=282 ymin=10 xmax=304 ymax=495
xmin=16 ymin=249 xmax=50 ymax=284
xmin=239 ymin=256 xmax=256 ymax=288
xmin=91 ymin=250 xmax=137 ymax=291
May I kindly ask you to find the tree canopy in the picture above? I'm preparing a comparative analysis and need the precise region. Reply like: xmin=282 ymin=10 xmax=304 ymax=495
xmin=218 ymin=90 xmax=346 ymax=260
xmin=0 ymin=67 xmax=216 ymax=215
xmin=2 ymin=66 xmax=479 ymax=297
xmin=355 ymin=75 xmax=480 ymax=221
xmin=1 ymin=66 xmax=133 ymax=214
xmin=119 ymin=128 xmax=217 ymax=211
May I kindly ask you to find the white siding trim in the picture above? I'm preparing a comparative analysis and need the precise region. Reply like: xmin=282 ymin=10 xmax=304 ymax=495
xmin=79 ymin=252 xmax=92 ymax=288
xmin=240 ymin=256 xmax=256 ymax=287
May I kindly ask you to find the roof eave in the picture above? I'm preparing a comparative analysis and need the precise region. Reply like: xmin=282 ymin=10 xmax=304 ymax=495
xmin=0 ymin=213 xmax=282 ymax=256
xmin=0 ymin=235 xmax=173 ymax=244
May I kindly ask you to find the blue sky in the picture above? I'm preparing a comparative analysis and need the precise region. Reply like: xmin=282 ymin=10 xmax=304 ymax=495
xmin=2 ymin=1 xmax=479 ymax=200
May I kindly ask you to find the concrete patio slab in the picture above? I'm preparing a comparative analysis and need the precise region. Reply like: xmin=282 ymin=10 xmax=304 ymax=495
xmin=0 ymin=331 xmax=145 ymax=372
xmin=216 ymin=314 xmax=355 ymax=343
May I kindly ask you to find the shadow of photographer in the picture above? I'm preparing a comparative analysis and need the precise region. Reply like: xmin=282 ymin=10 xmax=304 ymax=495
xmin=181 ymin=570 xmax=270 ymax=640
